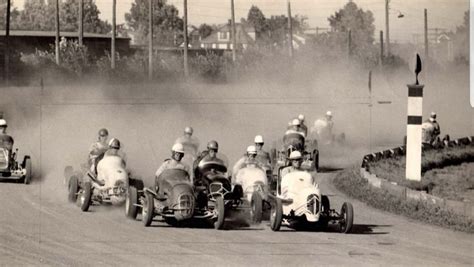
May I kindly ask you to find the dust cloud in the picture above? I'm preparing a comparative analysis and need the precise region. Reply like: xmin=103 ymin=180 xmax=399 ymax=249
xmin=1 ymin=53 xmax=472 ymax=203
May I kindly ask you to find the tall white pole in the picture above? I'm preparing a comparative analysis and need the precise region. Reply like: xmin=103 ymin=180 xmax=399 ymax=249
xmin=405 ymin=84 xmax=424 ymax=181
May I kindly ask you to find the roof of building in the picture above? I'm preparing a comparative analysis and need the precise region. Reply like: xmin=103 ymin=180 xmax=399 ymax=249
xmin=200 ymin=23 xmax=255 ymax=45
xmin=0 ymin=30 xmax=130 ymax=39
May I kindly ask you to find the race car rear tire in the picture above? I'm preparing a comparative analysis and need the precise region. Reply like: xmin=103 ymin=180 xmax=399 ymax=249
xmin=213 ymin=196 xmax=225 ymax=230
xmin=68 ymin=176 xmax=79 ymax=203
xmin=339 ymin=202 xmax=354 ymax=234
xmin=23 ymin=157 xmax=32 ymax=185
xmin=142 ymin=192 xmax=154 ymax=227
xmin=250 ymin=192 xmax=263 ymax=224
xmin=80 ymin=181 xmax=92 ymax=212
xmin=125 ymin=186 xmax=139 ymax=219
xmin=270 ymin=198 xmax=283 ymax=231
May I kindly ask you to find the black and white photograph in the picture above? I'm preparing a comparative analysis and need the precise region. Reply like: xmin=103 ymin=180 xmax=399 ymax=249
xmin=0 ymin=0 xmax=472 ymax=265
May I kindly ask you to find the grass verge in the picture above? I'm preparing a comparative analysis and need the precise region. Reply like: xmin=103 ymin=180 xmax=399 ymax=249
xmin=367 ymin=145 xmax=474 ymax=200
xmin=333 ymin=167 xmax=474 ymax=233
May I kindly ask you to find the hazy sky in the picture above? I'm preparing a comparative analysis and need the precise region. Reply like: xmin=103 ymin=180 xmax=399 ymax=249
xmin=11 ymin=0 xmax=469 ymax=43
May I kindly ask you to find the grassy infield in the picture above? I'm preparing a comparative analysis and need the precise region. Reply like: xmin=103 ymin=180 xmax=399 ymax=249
xmin=333 ymin=145 xmax=474 ymax=232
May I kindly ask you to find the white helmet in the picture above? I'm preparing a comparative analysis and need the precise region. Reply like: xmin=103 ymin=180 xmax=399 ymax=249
xmin=292 ymin=118 xmax=300 ymax=126
xmin=247 ymin=145 xmax=257 ymax=155
xmin=326 ymin=111 xmax=332 ymax=117
xmin=0 ymin=119 xmax=6 ymax=127
xmin=254 ymin=135 xmax=264 ymax=144
xmin=184 ymin=126 xmax=193 ymax=135
xmin=298 ymin=114 xmax=305 ymax=121
xmin=172 ymin=143 xmax=185 ymax=153
xmin=288 ymin=150 xmax=302 ymax=160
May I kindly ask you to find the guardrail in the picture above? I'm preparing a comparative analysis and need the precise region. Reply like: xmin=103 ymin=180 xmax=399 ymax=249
xmin=359 ymin=136 xmax=474 ymax=219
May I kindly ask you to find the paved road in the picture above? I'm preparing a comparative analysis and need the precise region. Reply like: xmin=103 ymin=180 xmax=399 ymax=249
xmin=0 ymin=171 xmax=472 ymax=266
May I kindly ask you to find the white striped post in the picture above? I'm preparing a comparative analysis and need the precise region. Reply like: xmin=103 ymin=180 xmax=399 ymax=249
xmin=406 ymin=83 xmax=424 ymax=181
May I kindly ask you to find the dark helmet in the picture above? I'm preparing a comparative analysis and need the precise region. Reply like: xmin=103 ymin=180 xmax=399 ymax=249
xmin=207 ymin=140 xmax=219 ymax=151
xmin=108 ymin=138 xmax=121 ymax=149
xmin=98 ymin=128 xmax=109 ymax=137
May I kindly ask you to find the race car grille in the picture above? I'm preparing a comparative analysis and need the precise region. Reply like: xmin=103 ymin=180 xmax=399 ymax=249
xmin=0 ymin=151 xmax=7 ymax=169
xmin=176 ymin=193 xmax=194 ymax=219
xmin=209 ymin=183 xmax=223 ymax=194
xmin=307 ymin=194 xmax=320 ymax=215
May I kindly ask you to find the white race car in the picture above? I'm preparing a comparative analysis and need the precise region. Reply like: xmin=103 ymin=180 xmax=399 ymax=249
xmin=270 ymin=169 xmax=353 ymax=232
xmin=65 ymin=154 xmax=140 ymax=214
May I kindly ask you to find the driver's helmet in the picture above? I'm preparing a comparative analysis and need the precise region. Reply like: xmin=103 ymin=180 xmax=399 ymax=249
xmin=172 ymin=143 xmax=185 ymax=153
xmin=207 ymin=140 xmax=218 ymax=151
xmin=292 ymin=119 xmax=300 ymax=126
xmin=298 ymin=114 xmax=305 ymax=122
xmin=326 ymin=111 xmax=333 ymax=119
xmin=288 ymin=151 xmax=302 ymax=160
xmin=254 ymin=135 xmax=264 ymax=144
xmin=247 ymin=145 xmax=257 ymax=156
xmin=184 ymin=126 xmax=193 ymax=135
xmin=108 ymin=138 xmax=120 ymax=149
xmin=0 ymin=119 xmax=7 ymax=128
xmin=430 ymin=111 xmax=437 ymax=122
xmin=98 ymin=128 xmax=109 ymax=137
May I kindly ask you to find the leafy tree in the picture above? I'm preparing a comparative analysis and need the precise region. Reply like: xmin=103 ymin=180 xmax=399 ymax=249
xmin=125 ymin=0 xmax=184 ymax=46
xmin=12 ymin=0 xmax=110 ymax=33
xmin=0 ymin=0 xmax=21 ymax=30
xmin=198 ymin=23 xmax=213 ymax=39
xmin=246 ymin=5 xmax=268 ymax=39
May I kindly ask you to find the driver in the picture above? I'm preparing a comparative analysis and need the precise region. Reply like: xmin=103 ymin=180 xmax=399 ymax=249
xmin=298 ymin=114 xmax=308 ymax=137
xmin=232 ymin=145 xmax=259 ymax=178
xmin=0 ymin=119 xmax=13 ymax=151
xmin=175 ymin=126 xmax=200 ymax=156
xmin=155 ymin=143 xmax=189 ymax=179
xmin=281 ymin=151 xmax=304 ymax=178
xmin=0 ymin=119 xmax=14 ymax=168
xmin=285 ymin=119 xmax=306 ymax=138
xmin=89 ymin=128 xmax=109 ymax=173
xmin=254 ymin=135 xmax=271 ymax=166
xmin=193 ymin=140 xmax=224 ymax=181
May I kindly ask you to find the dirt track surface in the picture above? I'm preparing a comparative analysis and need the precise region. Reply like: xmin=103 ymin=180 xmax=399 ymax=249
xmin=1 ymin=72 xmax=472 ymax=265
xmin=1 ymin=172 xmax=473 ymax=266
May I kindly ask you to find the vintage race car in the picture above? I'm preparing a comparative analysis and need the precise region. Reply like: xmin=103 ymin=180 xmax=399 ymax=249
xmin=131 ymin=168 xmax=197 ymax=227
xmin=233 ymin=161 xmax=281 ymax=223
xmin=269 ymin=168 xmax=353 ymax=233
xmin=65 ymin=154 xmax=139 ymax=212
xmin=192 ymin=154 xmax=265 ymax=229
xmin=0 ymin=147 xmax=31 ymax=184
xmin=271 ymin=132 xmax=319 ymax=175
xmin=311 ymin=119 xmax=345 ymax=147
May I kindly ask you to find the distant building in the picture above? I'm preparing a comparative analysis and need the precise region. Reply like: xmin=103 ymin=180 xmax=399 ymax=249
xmin=200 ymin=21 xmax=255 ymax=50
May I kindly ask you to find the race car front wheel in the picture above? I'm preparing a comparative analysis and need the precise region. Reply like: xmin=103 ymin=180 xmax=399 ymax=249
xmin=125 ymin=186 xmax=139 ymax=219
xmin=213 ymin=196 xmax=225 ymax=230
xmin=23 ymin=157 xmax=32 ymax=185
xmin=80 ymin=181 xmax=92 ymax=212
xmin=339 ymin=202 xmax=354 ymax=234
xmin=250 ymin=192 xmax=263 ymax=224
xmin=270 ymin=198 xmax=283 ymax=231
xmin=142 ymin=192 xmax=154 ymax=227
xmin=68 ymin=176 xmax=79 ymax=203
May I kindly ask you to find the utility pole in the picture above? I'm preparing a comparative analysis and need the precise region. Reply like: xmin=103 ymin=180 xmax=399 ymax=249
xmin=183 ymin=0 xmax=189 ymax=77
xmin=55 ymin=0 xmax=60 ymax=65
xmin=4 ymin=0 xmax=11 ymax=82
xmin=385 ymin=0 xmax=390 ymax=57
xmin=79 ymin=0 xmax=83 ymax=46
xmin=380 ymin=30 xmax=384 ymax=65
xmin=230 ymin=0 xmax=237 ymax=62
xmin=148 ymin=0 xmax=153 ymax=80
xmin=111 ymin=0 xmax=116 ymax=69
xmin=287 ymin=0 xmax=294 ymax=58
xmin=348 ymin=29 xmax=352 ymax=58
xmin=424 ymin=9 xmax=428 ymax=61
